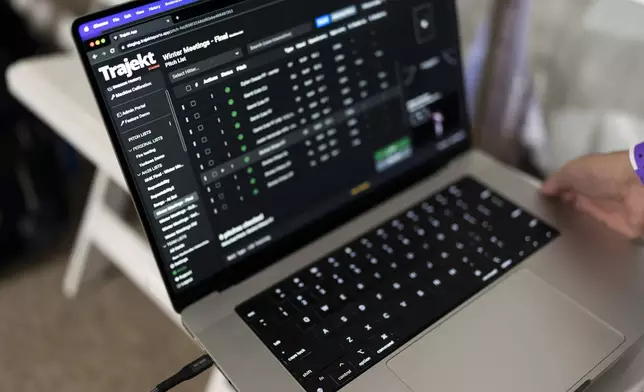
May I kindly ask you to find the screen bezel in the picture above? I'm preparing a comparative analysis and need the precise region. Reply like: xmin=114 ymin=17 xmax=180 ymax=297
xmin=71 ymin=0 xmax=471 ymax=313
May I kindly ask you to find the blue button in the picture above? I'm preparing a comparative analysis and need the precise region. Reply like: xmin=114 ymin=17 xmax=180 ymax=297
xmin=315 ymin=14 xmax=331 ymax=28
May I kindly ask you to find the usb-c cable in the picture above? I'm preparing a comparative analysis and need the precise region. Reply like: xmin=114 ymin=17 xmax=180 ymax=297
xmin=150 ymin=353 xmax=214 ymax=392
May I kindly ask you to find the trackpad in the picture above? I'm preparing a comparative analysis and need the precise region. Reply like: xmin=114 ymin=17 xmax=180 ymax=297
xmin=387 ymin=270 xmax=624 ymax=392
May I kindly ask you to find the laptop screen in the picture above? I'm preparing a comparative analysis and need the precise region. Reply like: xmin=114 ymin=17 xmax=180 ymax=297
xmin=75 ymin=0 xmax=469 ymax=304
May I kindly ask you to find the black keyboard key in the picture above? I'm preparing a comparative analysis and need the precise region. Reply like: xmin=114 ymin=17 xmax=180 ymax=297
xmin=330 ymin=306 xmax=357 ymax=329
xmin=405 ymin=209 xmax=421 ymax=223
xmin=445 ymin=265 xmax=484 ymax=294
xmin=350 ymin=301 xmax=371 ymax=314
xmin=311 ymin=320 xmax=336 ymax=340
xmin=236 ymin=176 xmax=560 ymax=392
xmin=339 ymin=331 xmax=360 ymax=347
xmin=388 ymin=278 xmax=406 ymax=293
xmin=352 ymin=279 xmax=370 ymax=293
xmin=238 ymin=301 xmax=283 ymax=332
xmin=364 ymin=269 xmax=386 ymax=285
xmin=434 ymin=191 xmax=450 ymax=207
xmin=282 ymin=344 xmax=313 ymax=366
xmin=289 ymin=275 xmax=310 ymax=291
xmin=297 ymin=311 xmax=320 ymax=330
xmin=293 ymin=365 xmax=317 ymax=383
xmin=365 ymin=330 xmax=397 ymax=358
xmin=256 ymin=321 xmax=306 ymax=349
xmin=377 ymin=304 xmax=416 ymax=340
xmin=314 ymin=301 xmax=339 ymax=318
xmin=270 ymin=286 xmax=289 ymax=302
xmin=336 ymin=329 xmax=365 ymax=349
xmin=461 ymin=251 xmax=499 ymax=283
xmin=307 ymin=264 xmax=326 ymax=279
xmin=327 ymin=359 xmax=357 ymax=386
xmin=275 ymin=301 xmax=298 ymax=323
xmin=381 ymin=242 xmax=395 ymax=255
xmin=289 ymin=345 xmax=342 ymax=382
xmin=411 ymin=224 xmax=428 ymax=237
xmin=375 ymin=227 xmax=389 ymax=240
xmin=359 ymin=236 xmax=375 ymax=249
xmin=238 ymin=301 xmax=265 ymax=324
xmin=303 ymin=374 xmax=337 ymax=392
xmin=267 ymin=329 xmax=314 ymax=364
xmin=364 ymin=290 xmax=390 ymax=308
xmin=333 ymin=289 xmax=354 ymax=305
xmin=292 ymin=293 xmax=318 ymax=312
xmin=347 ymin=262 xmax=365 ymax=278
xmin=311 ymin=282 xmax=331 ymax=299
xmin=347 ymin=347 xmax=376 ymax=371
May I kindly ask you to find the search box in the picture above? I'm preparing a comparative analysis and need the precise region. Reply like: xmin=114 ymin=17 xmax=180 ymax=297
xmin=169 ymin=48 xmax=244 ymax=82
xmin=247 ymin=23 xmax=312 ymax=54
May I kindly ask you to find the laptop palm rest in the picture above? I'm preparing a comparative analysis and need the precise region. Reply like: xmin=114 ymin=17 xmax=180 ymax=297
xmin=387 ymin=270 xmax=624 ymax=392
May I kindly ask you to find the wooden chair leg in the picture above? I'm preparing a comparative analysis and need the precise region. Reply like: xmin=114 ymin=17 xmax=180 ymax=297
xmin=62 ymin=171 xmax=112 ymax=298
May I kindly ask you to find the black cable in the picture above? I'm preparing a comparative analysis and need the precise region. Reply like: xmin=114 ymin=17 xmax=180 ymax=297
xmin=150 ymin=354 xmax=214 ymax=392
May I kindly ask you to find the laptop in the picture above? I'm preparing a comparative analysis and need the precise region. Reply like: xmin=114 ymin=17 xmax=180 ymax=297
xmin=71 ymin=0 xmax=644 ymax=391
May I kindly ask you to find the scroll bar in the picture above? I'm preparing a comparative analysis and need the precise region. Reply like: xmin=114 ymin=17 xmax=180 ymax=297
xmin=166 ymin=90 xmax=187 ymax=152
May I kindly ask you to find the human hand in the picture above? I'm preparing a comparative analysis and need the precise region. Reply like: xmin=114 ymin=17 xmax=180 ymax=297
xmin=541 ymin=151 xmax=644 ymax=239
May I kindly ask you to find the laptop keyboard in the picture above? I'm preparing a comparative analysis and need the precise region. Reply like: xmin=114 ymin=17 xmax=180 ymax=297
xmin=236 ymin=176 xmax=558 ymax=392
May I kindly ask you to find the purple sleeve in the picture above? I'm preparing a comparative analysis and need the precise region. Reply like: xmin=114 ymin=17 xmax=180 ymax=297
xmin=635 ymin=143 xmax=644 ymax=185
xmin=635 ymin=143 xmax=644 ymax=169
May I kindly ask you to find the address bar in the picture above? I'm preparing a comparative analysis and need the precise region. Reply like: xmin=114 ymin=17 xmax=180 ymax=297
xmin=123 ymin=8 xmax=235 ymax=50
xmin=178 ymin=8 xmax=235 ymax=32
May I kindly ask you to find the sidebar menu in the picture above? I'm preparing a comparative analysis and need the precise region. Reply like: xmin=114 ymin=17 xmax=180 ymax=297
xmin=106 ymin=70 xmax=215 ymax=290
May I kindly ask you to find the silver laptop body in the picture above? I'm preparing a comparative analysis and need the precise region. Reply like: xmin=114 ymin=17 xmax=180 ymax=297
xmin=184 ymin=150 xmax=644 ymax=392
xmin=70 ymin=0 xmax=644 ymax=390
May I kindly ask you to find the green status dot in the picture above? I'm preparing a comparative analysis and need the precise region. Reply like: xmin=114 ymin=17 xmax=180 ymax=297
xmin=244 ymin=156 xmax=250 ymax=163
xmin=228 ymin=99 xmax=235 ymax=105
xmin=101 ymin=38 xmax=106 ymax=43
xmin=172 ymin=270 xmax=177 ymax=276
xmin=234 ymin=122 xmax=241 ymax=129
xmin=231 ymin=111 xmax=238 ymax=118
xmin=247 ymin=167 xmax=254 ymax=174
xmin=250 ymin=178 xmax=257 ymax=185
xmin=241 ymin=145 xmax=247 ymax=152
xmin=237 ymin=134 xmax=244 ymax=141
xmin=225 ymin=87 xmax=231 ymax=93
xmin=253 ymin=189 xmax=260 ymax=196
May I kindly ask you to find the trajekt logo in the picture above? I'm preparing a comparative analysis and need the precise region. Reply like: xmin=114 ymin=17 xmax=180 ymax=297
xmin=98 ymin=52 xmax=157 ymax=81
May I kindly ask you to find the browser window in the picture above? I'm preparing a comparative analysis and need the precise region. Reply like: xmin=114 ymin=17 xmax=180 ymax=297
xmin=78 ymin=0 xmax=468 ymax=293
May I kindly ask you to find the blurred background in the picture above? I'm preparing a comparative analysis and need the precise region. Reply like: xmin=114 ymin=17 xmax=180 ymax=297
xmin=3 ymin=0 xmax=644 ymax=391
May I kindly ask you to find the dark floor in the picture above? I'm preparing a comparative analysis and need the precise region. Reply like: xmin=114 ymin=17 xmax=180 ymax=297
xmin=0 ymin=243 xmax=207 ymax=392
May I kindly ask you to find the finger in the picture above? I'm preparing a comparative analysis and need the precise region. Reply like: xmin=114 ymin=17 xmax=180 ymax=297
xmin=575 ymin=196 xmax=640 ymax=239
xmin=541 ymin=171 xmax=570 ymax=197
xmin=562 ymin=191 xmax=576 ymax=204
